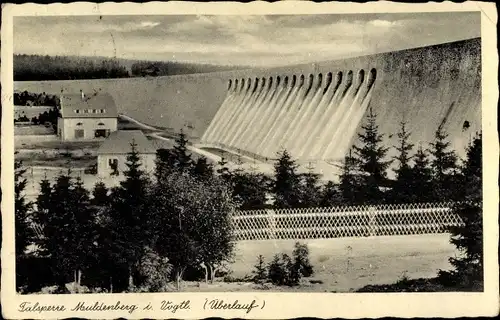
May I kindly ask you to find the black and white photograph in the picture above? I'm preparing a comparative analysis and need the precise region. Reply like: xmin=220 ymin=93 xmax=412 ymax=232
xmin=1 ymin=2 xmax=498 ymax=319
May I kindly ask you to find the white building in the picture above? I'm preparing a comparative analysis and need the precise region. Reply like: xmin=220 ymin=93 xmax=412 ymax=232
xmin=97 ymin=130 xmax=156 ymax=177
xmin=57 ymin=91 xmax=118 ymax=141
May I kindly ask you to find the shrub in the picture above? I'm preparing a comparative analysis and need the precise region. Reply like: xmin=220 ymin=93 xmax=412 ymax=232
xmin=267 ymin=253 xmax=298 ymax=286
xmin=292 ymin=242 xmax=314 ymax=278
xmin=137 ymin=247 xmax=172 ymax=292
xmin=252 ymin=255 xmax=268 ymax=283
xmin=268 ymin=254 xmax=287 ymax=286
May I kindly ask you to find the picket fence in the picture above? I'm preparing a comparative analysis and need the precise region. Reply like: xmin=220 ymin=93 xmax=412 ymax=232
xmin=231 ymin=202 xmax=466 ymax=241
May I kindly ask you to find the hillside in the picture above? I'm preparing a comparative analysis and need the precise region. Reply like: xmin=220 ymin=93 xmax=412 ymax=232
xmin=13 ymin=54 xmax=247 ymax=81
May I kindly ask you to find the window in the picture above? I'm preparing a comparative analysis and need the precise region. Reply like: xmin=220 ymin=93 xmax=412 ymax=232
xmin=92 ymin=109 xmax=97 ymax=113
xmin=94 ymin=129 xmax=110 ymax=138
xmin=74 ymin=129 xmax=84 ymax=139
xmin=76 ymin=122 xmax=83 ymax=126
xmin=98 ymin=122 xmax=105 ymax=126
xmin=108 ymin=158 xmax=119 ymax=176
xmin=101 ymin=109 xmax=106 ymax=113
xmin=75 ymin=110 xmax=80 ymax=114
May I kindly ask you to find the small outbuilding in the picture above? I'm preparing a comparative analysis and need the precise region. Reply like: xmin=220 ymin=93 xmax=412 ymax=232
xmin=57 ymin=91 xmax=118 ymax=141
xmin=97 ymin=130 xmax=156 ymax=177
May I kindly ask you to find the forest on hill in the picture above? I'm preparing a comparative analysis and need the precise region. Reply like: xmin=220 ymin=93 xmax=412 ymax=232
xmin=14 ymin=54 xmax=245 ymax=81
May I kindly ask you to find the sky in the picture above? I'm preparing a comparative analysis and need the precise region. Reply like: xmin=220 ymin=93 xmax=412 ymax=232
xmin=14 ymin=12 xmax=481 ymax=67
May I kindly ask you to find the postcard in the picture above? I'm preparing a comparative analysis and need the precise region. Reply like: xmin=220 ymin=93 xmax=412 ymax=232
xmin=1 ymin=1 xmax=498 ymax=319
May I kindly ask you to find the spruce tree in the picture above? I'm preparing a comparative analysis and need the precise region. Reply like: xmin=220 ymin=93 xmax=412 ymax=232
xmin=216 ymin=156 xmax=232 ymax=183
xmin=172 ymin=129 xmax=193 ymax=171
xmin=69 ymin=177 xmax=98 ymax=285
xmin=15 ymin=160 xmax=33 ymax=259
xmin=33 ymin=176 xmax=52 ymax=255
xmin=353 ymin=107 xmax=392 ymax=204
xmin=155 ymin=148 xmax=175 ymax=181
xmin=300 ymin=171 xmax=322 ymax=208
xmin=429 ymin=125 xmax=459 ymax=201
xmin=320 ymin=181 xmax=342 ymax=207
xmin=272 ymin=149 xmax=302 ymax=208
xmin=91 ymin=181 xmax=109 ymax=207
xmin=108 ymin=141 xmax=152 ymax=288
xmin=391 ymin=120 xmax=415 ymax=203
xmin=339 ymin=149 xmax=360 ymax=205
xmin=252 ymin=255 xmax=268 ymax=283
xmin=440 ymin=132 xmax=483 ymax=290
xmin=192 ymin=156 xmax=213 ymax=181
xmin=232 ymin=171 xmax=268 ymax=210
xmin=410 ymin=145 xmax=434 ymax=203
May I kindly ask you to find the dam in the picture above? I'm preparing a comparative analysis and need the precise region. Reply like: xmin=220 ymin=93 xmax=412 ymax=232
xmin=15 ymin=37 xmax=481 ymax=179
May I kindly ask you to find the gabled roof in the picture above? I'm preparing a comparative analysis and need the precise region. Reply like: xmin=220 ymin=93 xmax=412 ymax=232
xmin=97 ymin=130 xmax=157 ymax=155
xmin=60 ymin=92 xmax=118 ymax=118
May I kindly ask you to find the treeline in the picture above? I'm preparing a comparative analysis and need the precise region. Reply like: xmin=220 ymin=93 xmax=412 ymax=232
xmin=14 ymin=91 xmax=60 ymax=107
xmin=15 ymin=109 xmax=483 ymax=293
xmin=14 ymin=54 xmax=243 ymax=81
xmin=130 ymin=60 xmax=243 ymax=77
xmin=14 ymin=55 xmax=129 ymax=81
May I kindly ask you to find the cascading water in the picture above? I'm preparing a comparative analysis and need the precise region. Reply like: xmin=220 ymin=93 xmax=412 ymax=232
xmin=296 ymin=72 xmax=339 ymax=157
xmin=330 ymin=69 xmax=377 ymax=159
xmin=203 ymin=79 xmax=238 ymax=143
xmin=262 ymin=75 xmax=302 ymax=157
xmin=220 ymin=78 xmax=261 ymax=144
xmin=211 ymin=79 xmax=250 ymax=144
xmin=282 ymin=74 xmax=319 ymax=153
xmin=238 ymin=77 xmax=278 ymax=149
xmin=256 ymin=76 xmax=295 ymax=156
xmin=248 ymin=76 xmax=287 ymax=154
xmin=203 ymin=68 xmax=377 ymax=168
xmin=287 ymin=74 xmax=325 ymax=156
xmin=273 ymin=74 xmax=309 ymax=154
xmin=310 ymin=70 xmax=357 ymax=159
xmin=321 ymin=69 xmax=367 ymax=160
xmin=227 ymin=77 xmax=268 ymax=148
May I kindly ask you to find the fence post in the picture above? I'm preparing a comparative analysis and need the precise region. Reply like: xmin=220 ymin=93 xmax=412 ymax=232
xmin=266 ymin=209 xmax=277 ymax=240
xmin=369 ymin=205 xmax=376 ymax=237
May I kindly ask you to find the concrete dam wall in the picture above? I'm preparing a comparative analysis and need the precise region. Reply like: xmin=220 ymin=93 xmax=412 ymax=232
xmin=15 ymin=38 xmax=481 ymax=170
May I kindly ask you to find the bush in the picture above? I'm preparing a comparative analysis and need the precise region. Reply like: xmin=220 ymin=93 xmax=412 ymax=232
xmin=265 ymin=243 xmax=314 ymax=287
xmin=268 ymin=254 xmax=287 ymax=286
xmin=252 ymin=255 xmax=267 ymax=283
xmin=137 ymin=247 xmax=172 ymax=292
xmin=267 ymin=253 xmax=298 ymax=286
xmin=292 ymin=242 xmax=314 ymax=278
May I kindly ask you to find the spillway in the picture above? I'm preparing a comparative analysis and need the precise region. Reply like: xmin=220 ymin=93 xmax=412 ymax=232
xmin=15 ymin=38 xmax=481 ymax=178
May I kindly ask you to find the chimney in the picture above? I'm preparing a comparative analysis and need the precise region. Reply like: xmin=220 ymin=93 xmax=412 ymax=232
xmin=80 ymin=89 xmax=85 ymax=100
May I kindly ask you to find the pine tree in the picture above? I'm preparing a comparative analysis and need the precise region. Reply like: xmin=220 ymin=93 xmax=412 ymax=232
xmin=439 ymin=132 xmax=483 ymax=290
xmin=272 ymin=149 xmax=302 ymax=208
xmin=91 ymin=181 xmax=109 ymax=207
xmin=108 ymin=141 xmax=152 ymax=288
xmin=216 ymin=156 xmax=232 ymax=183
xmin=192 ymin=156 xmax=213 ymax=181
xmin=410 ymin=145 xmax=434 ymax=203
xmin=232 ymin=171 xmax=268 ymax=210
xmin=252 ymin=255 xmax=268 ymax=283
xmin=33 ymin=176 xmax=52 ymax=255
xmin=391 ymin=120 xmax=415 ymax=203
xmin=339 ymin=149 xmax=361 ymax=205
xmin=15 ymin=160 xmax=33 ymax=259
xmin=69 ymin=177 xmax=98 ymax=286
xmin=353 ymin=107 xmax=392 ymax=204
xmin=320 ymin=181 xmax=342 ymax=207
xmin=429 ymin=125 xmax=459 ymax=201
xmin=155 ymin=148 xmax=175 ymax=181
xmin=300 ymin=171 xmax=322 ymax=208
xmin=172 ymin=129 xmax=193 ymax=171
